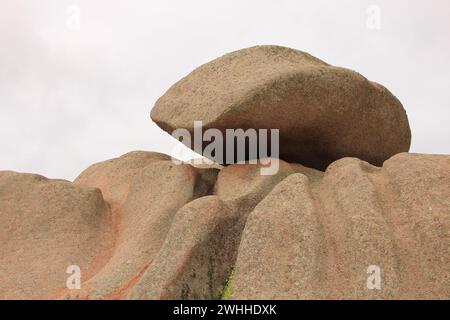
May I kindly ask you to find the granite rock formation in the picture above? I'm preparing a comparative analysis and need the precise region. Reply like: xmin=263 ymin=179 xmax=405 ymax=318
xmin=1 ymin=46 xmax=448 ymax=300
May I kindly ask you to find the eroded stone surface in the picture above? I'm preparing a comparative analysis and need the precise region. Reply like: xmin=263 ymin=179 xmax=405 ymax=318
xmin=0 ymin=171 xmax=113 ymax=299
xmin=151 ymin=45 xmax=411 ymax=170
xmin=232 ymin=153 xmax=450 ymax=299
xmin=2 ymin=152 xmax=449 ymax=300
xmin=63 ymin=153 xmax=219 ymax=299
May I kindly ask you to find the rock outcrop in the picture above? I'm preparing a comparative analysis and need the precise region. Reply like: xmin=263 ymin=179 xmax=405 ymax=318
xmin=1 ymin=152 xmax=449 ymax=300
xmin=0 ymin=171 xmax=114 ymax=299
xmin=62 ymin=152 xmax=219 ymax=299
xmin=129 ymin=160 xmax=322 ymax=299
xmin=1 ymin=46 xmax=448 ymax=300
xmin=151 ymin=45 xmax=411 ymax=170
xmin=232 ymin=153 xmax=450 ymax=299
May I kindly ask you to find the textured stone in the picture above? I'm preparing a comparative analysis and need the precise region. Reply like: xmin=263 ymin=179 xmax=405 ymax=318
xmin=63 ymin=152 xmax=219 ymax=299
xmin=231 ymin=153 xmax=450 ymax=299
xmin=2 ymin=152 xmax=449 ymax=300
xmin=129 ymin=196 xmax=236 ymax=299
xmin=0 ymin=171 xmax=113 ymax=299
xmin=151 ymin=45 xmax=411 ymax=170
xmin=74 ymin=151 xmax=170 ymax=217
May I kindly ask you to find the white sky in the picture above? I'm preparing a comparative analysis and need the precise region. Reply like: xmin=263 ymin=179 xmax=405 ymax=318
xmin=1 ymin=0 xmax=449 ymax=180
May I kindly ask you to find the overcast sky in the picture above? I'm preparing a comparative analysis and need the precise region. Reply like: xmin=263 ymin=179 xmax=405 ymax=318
xmin=1 ymin=0 xmax=449 ymax=180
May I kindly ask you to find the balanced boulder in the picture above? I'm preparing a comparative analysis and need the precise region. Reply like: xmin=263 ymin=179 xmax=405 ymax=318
xmin=151 ymin=45 xmax=411 ymax=170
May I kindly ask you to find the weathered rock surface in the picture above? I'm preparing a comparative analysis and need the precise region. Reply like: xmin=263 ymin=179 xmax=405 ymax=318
xmin=232 ymin=153 xmax=450 ymax=299
xmin=128 ymin=196 xmax=236 ymax=299
xmin=1 ymin=152 xmax=449 ymax=300
xmin=61 ymin=152 xmax=219 ymax=299
xmin=214 ymin=159 xmax=322 ymax=212
xmin=74 ymin=151 xmax=170 ymax=217
xmin=151 ymin=45 xmax=411 ymax=170
xmin=0 ymin=171 xmax=114 ymax=299
xmin=128 ymin=160 xmax=323 ymax=300
xmin=2 ymin=44 xmax=447 ymax=301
